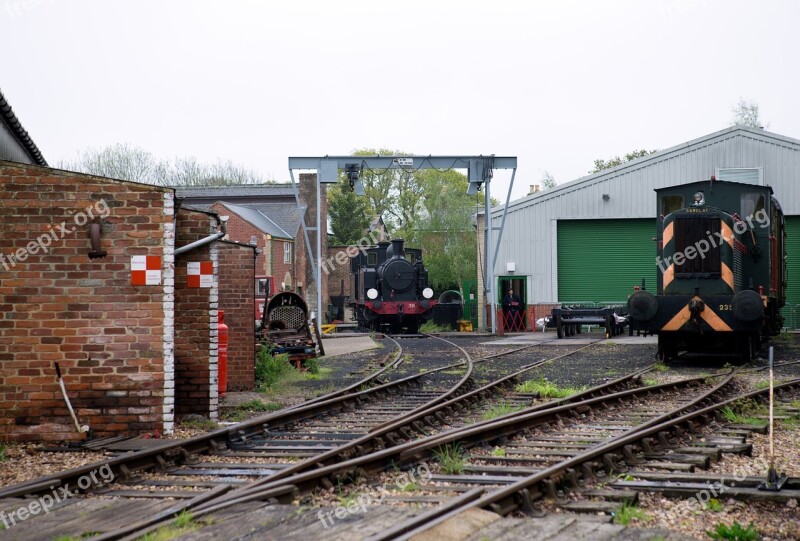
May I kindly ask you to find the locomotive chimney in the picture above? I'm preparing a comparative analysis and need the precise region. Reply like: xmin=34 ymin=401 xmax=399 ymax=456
xmin=389 ymin=239 xmax=405 ymax=260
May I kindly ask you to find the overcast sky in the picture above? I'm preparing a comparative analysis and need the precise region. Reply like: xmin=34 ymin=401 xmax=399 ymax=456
xmin=2 ymin=0 xmax=799 ymax=202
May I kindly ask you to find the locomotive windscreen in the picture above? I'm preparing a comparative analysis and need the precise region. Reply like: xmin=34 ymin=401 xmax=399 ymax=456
xmin=674 ymin=216 xmax=721 ymax=275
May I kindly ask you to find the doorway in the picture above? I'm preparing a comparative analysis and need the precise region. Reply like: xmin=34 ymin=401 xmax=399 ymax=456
xmin=498 ymin=276 xmax=527 ymax=332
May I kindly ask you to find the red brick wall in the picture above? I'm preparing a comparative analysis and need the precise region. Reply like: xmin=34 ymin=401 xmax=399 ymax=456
xmin=209 ymin=202 xmax=294 ymax=294
xmin=0 ymin=162 xmax=170 ymax=441
xmin=217 ymin=241 xmax=255 ymax=391
xmin=174 ymin=208 xmax=216 ymax=418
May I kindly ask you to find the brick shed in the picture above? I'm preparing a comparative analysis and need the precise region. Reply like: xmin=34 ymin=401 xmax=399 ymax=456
xmin=0 ymin=163 xmax=256 ymax=441
xmin=0 ymin=162 xmax=175 ymax=441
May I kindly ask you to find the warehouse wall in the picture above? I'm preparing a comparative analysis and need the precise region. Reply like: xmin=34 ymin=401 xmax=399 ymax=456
xmin=490 ymin=127 xmax=800 ymax=304
xmin=0 ymin=162 xmax=172 ymax=441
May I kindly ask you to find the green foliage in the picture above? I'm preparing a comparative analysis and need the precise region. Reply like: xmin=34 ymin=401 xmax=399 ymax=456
xmin=591 ymin=149 xmax=658 ymax=174
xmin=255 ymin=345 xmax=293 ymax=388
xmin=238 ymin=399 xmax=281 ymax=413
xmin=721 ymin=400 xmax=768 ymax=425
xmin=137 ymin=511 xmax=206 ymax=541
xmin=434 ymin=443 xmax=465 ymax=475
xmin=491 ymin=447 xmax=506 ymax=457
xmin=652 ymin=362 xmax=668 ymax=372
xmin=173 ymin=511 xmax=194 ymax=529
xmin=612 ymin=502 xmax=648 ymax=525
xmin=540 ymin=170 xmax=557 ymax=190
xmin=420 ymin=321 xmax=452 ymax=333
xmin=705 ymin=498 xmax=725 ymax=513
xmin=617 ymin=473 xmax=635 ymax=481
xmin=340 ymin=149 xmax=483 ymax=293
xmin=0 ymin=444 xmax=6 ymax=462
xmin=481 ymin=401 xmax=525 ymax=421
xmin=328 ymin=178 xmax=372 ymax=245
xmin=515 ymin=378 xmax=584 ymax=398
xmin=643 ymin=378 xmax=659 ymax=386
xmin=180 ymin=419 xmax=218 ymax=431
xmin=706 ymin=521 xmax=759 ymax=541
xmin=398 ymin=481 xmax=420 ymax=492
xmin=303 ymin=357 xmax=321 ymax=375
xmin=731 ymin=98 xmax=765 ymax=129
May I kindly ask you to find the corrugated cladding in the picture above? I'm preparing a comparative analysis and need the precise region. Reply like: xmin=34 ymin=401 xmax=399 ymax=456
xmin=490 ymin=127 xmax=800 ymax=304
xmin=557 ymin=219 xmax=656 ymax=303
xmin=784 ymin=216 xmax=800 ymax=329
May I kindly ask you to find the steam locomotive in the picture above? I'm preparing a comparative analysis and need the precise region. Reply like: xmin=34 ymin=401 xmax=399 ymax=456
xmin=350 ymin=239 xmax=436 ymax=333
xmin=628 ymin=179 xmax=786 ymax=362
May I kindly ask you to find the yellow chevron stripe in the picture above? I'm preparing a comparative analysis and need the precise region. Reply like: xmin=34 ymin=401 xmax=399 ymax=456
xmin=662 ymin=305 xmax=691 ymax=331
xmin=721 ymin=222 xmax=734 ymax=248
xmin=700 ymin=306 xmax=733 ymax=332
xmin=663 ymin=264 xmax=674 ymax=289
xmin=663 ymin=221 xmax=674 ymax=246
xmin=721 ymin=262 xmax=734 ymax=291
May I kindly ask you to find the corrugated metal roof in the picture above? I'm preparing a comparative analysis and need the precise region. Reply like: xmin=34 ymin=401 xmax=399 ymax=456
xmin=496 ymin=126 xmax=800 ymax=215
xmin=484 ymin=126 xmax=800 ymax=304
xmin=217 ymin=201 xmax=293 ymax=239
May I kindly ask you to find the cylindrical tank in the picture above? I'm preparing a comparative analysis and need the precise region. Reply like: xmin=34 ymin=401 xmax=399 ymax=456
xmin=218 ymin=310 xmax=229 ymax=397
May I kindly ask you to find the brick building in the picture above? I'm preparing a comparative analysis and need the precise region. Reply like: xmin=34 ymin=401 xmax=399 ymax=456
xmin=0 ymin=162 xmax=175 ymax=440
xmin=209 ymin=201 xmax=294 ymax=297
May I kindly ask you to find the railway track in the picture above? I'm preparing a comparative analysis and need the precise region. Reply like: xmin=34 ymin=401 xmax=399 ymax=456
xmin=0 ymin=335 xmax=627 ymax=539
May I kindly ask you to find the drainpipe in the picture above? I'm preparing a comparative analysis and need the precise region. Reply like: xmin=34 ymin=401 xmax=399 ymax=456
xmin=175 ymin=216 xmax=227 ymax=255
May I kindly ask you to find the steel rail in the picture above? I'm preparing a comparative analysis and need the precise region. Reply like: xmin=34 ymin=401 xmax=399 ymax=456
xmin=188 ymin=365 xmax=682 ymax=516
xmin=382 ymin=375 xmax=800 ymax=541
xmin=0 ymin=339 xmax=467 ymax=500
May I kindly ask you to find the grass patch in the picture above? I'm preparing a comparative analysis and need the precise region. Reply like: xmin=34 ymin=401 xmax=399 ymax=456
xmin=704 ymin=498 xmax=725 ymax=513
xmin=179 ymin=419 xmax=218 ymax=431
xmin=706 ymin=521 xmax=759 ymax=541
xmin=653 ymin=362 xmax=668 ymax=372
xmin=420 ymin=321 xmax=452 ymax=333
xmin=303 ymin=357 xmax=321 ymax=374
xmin=772 ymin=331 xmax=793 ymax=343
xmin=612 ymin=502 xmax=648 ymax=526
xmin=224 ymin=399 xmax=282 ymax=421
xmin=481 ymin=401 xmax=525 ymax=421
xmin=643 ymin=377 xmax=659 ymax=386
xmin=515 ymin=378 xmax=584 ymax=398
xmin=398 ymin=481 xmax=420 ymax=492
xmin=303 ymin=367 xmax=332 ymax=381
xmin=491 ymin=447 xmax=506 ymax=457
xmin=720 ymin=400 xmax=768 ymax=426
xmin=434 ymin=443 xmax=465 ymax=475
xmin=139 ymin=511 xmax=204 ymax=541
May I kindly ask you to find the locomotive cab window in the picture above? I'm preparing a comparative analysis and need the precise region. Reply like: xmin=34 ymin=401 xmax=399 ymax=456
xmin=405 ymin=253 xmax=416 ymax=263
xmin=741 ymin=193 xmax=765 ymax=221
xmin=660 ymin=195 xmax=684 ymax=216
xmin=674 ymin=216 xmax=721 ymax=275
xmin=367 ymin=253 xmax=378 ymax=266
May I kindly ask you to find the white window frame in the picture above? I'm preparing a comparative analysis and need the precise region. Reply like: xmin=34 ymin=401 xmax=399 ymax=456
xmin=284 ymin=242 xmax=292 ymax=264
xmin=715 ymin=167 xmax=764 ymax=186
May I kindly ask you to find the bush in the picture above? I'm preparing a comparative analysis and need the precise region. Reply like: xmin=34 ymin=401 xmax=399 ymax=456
xmin=303 ymin=357 xmax=320 ymax=374
xmin=255 ymin=346 xmax=293 ymax=388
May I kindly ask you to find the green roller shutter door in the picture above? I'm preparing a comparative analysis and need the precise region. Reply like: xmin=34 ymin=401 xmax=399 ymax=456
xmin=784 ymin=216 xmax=800 ymax=328
xmin=557 ymin=219 xmax=657 ymax=303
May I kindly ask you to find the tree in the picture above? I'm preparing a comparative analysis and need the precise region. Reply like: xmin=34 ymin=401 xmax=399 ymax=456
xmin=59 ymin=143 xmax=268 ymax=186
xmin=590 ymin=149 xmax=658 ymax=173
xmin=328 ymin=178 xmax=371 ymax=245
xmin=731 ymin=98 xmax=766 ymax=129
xmin=541 ymin=170 xmax=556 ymax=190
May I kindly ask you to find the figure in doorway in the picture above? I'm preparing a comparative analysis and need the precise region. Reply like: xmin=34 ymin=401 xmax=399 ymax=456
xmin=502 ymin=288 xmax=524 ymax=331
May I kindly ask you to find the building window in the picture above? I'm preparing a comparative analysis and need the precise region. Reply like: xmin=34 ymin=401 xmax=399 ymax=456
xmin=284 ymin=242 xmax=292 ymax=263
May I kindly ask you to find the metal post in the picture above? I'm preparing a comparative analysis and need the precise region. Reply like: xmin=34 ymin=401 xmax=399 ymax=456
xmin=316 ymin=176 xmax=322 ymax=336
xmin=768 ymin=345 xmax=774 ymax=468
xmin=486 ymin=177 xmax=496 ymax=334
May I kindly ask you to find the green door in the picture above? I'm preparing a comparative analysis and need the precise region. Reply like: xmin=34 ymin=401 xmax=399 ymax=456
xmin=783 ymin=216 xmax=800 ymax=328
xmin=557 ymin=219 xmax=656 ymax=303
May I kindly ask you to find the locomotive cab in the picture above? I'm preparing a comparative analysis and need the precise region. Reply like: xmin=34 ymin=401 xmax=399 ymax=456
xmin=628 ymin=179 xmax=785 ymax=362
